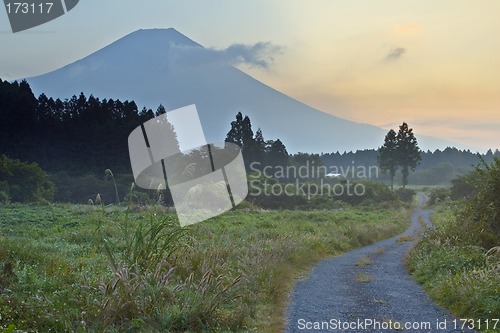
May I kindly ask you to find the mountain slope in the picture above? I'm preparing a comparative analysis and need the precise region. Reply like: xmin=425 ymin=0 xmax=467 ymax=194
xmin=25 ymin=28 xmax=460 ymax=153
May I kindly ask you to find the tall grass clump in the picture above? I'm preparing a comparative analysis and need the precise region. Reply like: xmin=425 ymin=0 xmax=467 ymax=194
xmin=97 ymin=208 xmax=245 ymax=332
xmin=105 ymin=169 xmax=120 ymax=205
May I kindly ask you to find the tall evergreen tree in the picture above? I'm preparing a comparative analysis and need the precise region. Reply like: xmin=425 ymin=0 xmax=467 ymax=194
xmin=225 ymin=112 xmax=256 ymax=165
xmin=225 ymin=112 xmax=244 ymax=147
xmin=155 ymin=104 xmax=167 ymax=116
xmin=267 ymin=139 xmax=289 ymax=168
xmin=241 ymin=115 xmax=255 ymax=162
xmin=396 ymin=122 xmax=421 ymax=188
xmin=253 ymin=128 xmax=266 ymax=164
xmin=378 ymin=129 xmax=398 ymax=190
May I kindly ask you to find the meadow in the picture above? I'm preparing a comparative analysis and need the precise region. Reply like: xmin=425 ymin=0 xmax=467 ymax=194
xmin=0 ymin=203 xmax=409 ymax=332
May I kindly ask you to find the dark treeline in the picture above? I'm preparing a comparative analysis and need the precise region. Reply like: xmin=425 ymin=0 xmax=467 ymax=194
xmin=0 ymin=79 xmax=168 ymax=202
xmin=320 ymin=148 xmax=500 ymax=185
xmin=2 ymin=78 xmax=499 ymax=202
xmin=321 ymin=148 xmax=499 ymax=170
xmin=0 ymin=79 xmax=158 ymax=175
xmin=0 ymin=79 xmax=292 ymax=202
xmin=5 ymin=78 xmax=496 ymax=180
xmin=1 ymin=79 xmax=291 ymax=176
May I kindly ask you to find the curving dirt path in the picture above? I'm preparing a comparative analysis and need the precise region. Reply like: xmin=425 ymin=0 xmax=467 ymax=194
xmin=285 ymin=193 xmax=472 ymax=333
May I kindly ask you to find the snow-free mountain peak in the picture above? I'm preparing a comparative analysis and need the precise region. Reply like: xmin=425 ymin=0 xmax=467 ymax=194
xmin=25 ymin=28 xmax=463 ymax=153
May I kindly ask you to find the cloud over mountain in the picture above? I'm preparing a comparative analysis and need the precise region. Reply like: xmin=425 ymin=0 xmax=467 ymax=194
xmin=168 ymin=42 xmax=282 ymax=68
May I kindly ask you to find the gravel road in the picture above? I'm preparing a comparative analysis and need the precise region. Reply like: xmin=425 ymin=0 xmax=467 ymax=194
xmin=285 ymin=193 xmax=473 ymax=333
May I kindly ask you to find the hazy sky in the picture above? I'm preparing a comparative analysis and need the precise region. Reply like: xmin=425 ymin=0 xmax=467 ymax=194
xmin=1 ymin=1 xmax=499 ymax=151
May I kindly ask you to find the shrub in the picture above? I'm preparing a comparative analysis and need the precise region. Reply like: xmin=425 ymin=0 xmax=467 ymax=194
xmin=461 ymin=156 xmax=500 ymax=235
xmin=337 ymin=181 xmax=398 ymax=206
xmin=395 ymin=188 xmax=416 ymax=203
xmin=51 ymin=171 xmax=175 ymax=205
xmin=0 ymin=155 xmax=54 ymax=202
xmin=450 ymin=171 xmax=476 ymax=200
xmin=51 ymin=171 xmax=130 ymax=204
xmin=428 ymin=187 xmax=450 ymax=205
xmin=247 ymin=177 xmax=400 ymax=209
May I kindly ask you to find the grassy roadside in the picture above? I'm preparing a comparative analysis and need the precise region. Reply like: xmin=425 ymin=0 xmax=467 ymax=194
xmin=0 ymin=203 xmax=409 ymax=332
xmin=406 ymin=204 xmax=500 ymax=332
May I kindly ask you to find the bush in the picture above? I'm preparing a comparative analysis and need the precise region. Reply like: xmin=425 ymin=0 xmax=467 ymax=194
xmin=428 ymin=187 xmax=450 ymax=205
xmin=51 ymin=171 xmax=129 ymax=204
xmin=450 ymin=172 xmax=476 ymax=200
xmin=247 ymin=175 xmax=399 ymax=209
xmin=0 ymin=155 xmax=54 ymax=202
xmin=331 ymin=180 xmax=395 ymax=206
xmin=395 ymin=188 xmax=416 ymax=203
xmin=461 ymin=157 xmax=500 ymax=235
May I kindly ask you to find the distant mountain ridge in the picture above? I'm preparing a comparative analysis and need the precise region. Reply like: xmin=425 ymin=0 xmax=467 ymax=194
xmin=25 ymin=28 xmax=466 ymax=153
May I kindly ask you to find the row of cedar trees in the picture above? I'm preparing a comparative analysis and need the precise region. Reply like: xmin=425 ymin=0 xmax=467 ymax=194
xmin=1 ymin=78 xmax=421 ymax=190
xmin=0 ymin=78 xmax=288 ymax=177
xmin=378 ymin=122 xmax=421 ymax=189
xmin=224 ymin=112 xmax=288 ymax=170
xmin=0 ymin=79 xmax=160 ymax=174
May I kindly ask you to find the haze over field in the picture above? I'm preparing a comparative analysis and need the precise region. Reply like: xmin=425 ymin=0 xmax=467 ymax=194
xmin=1 ymin=1 xmax=499 ymax=150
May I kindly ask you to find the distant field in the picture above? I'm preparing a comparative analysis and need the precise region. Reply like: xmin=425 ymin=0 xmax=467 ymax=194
xmin=0 ymin=204 xmax=409 ymax=332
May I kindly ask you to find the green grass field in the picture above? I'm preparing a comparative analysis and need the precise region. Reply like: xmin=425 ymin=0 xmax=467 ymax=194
xmin=0 ymin=203 xmax=409 ymax=332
